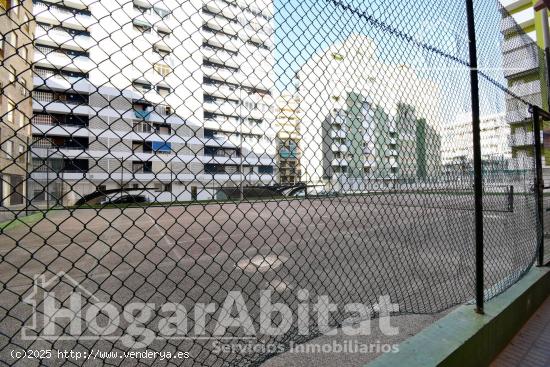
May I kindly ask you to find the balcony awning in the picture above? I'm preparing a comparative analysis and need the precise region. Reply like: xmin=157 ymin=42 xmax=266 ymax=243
xmin=152 ymin=141 xmax=172 ymax=152
xmin=132 ymin=19 xmax=152 ymax=28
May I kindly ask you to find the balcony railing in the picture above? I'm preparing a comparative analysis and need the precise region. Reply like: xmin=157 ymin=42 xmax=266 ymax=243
xmin=32 ymin=137 xmax=53 ymax=149
xmin=509 ymin=134 xmax=535 ymax=147
xmin=33 ymin=90 xmax=54 ymax=103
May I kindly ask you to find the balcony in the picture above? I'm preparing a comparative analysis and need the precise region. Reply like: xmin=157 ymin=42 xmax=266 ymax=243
xmin=509 ymin=133 xmax=534 ymax=147
xmin=32 ymin=113 xmax=89 ymax=128
xmin=331 ymin=144 xmax=348 ymax=153
xmin=33 ymin=90 xmax=89 ymax=106
xmin=503 ymin=51 xmax=539 ymax=78
xmin=203 ymin=0 xmax=240 ymax=21
xmin=132 ymin=161 xmax=153 ymax=174
xmin=508 ymin=156 xmax=534 ymax=170
xmin=33 ymin=1 xmax=93 ymax=30
xmin=203 ymin=47 xmax=241 ymax=69
xmin=506 ymin=109 xmax=531 ymax=124
xmin=507 ymin=80 xmax=541 ymax=99
xmin=202 ymin=28 xmax=240 ymax=52
xmin=330 ymin=130 xmax=346 ymax=139
xmin=279 ymin=148 xmax=298 ymax=159
xmin=32 ymin=136 xmax=89 ymax=151
xmin=332 ymin=158 xmax=348 ymax=167
xmin=35 ymin=23 xmax=93 ymax=50
xmin=203 ymin=98 xmax=240 ymax=116
xmin=34 ymin=45 xmax=94 ymax=72
xmin=34 ymin=67 xmax=90 ymax=91
xmin=204 ymin=146 xmax=241 ymax=158
xmin=500 ymin=7 xmax=534 ymax=34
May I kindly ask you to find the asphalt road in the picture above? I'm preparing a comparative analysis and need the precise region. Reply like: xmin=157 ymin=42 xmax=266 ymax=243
xmin=0 ymin=193 xmax=539 ymax=366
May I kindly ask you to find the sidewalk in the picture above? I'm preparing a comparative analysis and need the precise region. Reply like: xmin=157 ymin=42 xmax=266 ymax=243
xmin=491 ymin=295 xmax=550 ymax=367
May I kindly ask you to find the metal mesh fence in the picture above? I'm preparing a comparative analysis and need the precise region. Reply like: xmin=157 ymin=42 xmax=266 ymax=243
xmin=0 ymin=0 xmax=545 ymax=365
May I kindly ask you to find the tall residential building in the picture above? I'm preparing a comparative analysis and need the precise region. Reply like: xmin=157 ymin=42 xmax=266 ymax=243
xmin=442 ymin=113 xmax=512 ymax=165
xmin=274 ymin=91 xmax=301 ymax=185
xmin=499 ymin=0 xmax=548 ymax=178
xmin=321 ymin=93 xmax=441 ymax=191
xmin=0 ymin=0 xmax=34 ymax=211
xmin=296 ymin=34 xmax=443 ymax=189
xmin=201 ymin=0 xmax=276 ymax=188
xmin=29 ymin=0 xmax=276 ymax=206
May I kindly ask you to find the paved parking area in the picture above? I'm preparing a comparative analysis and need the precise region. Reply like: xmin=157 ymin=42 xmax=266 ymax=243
xmin=0 ymin=194 xmax=539 ymax=366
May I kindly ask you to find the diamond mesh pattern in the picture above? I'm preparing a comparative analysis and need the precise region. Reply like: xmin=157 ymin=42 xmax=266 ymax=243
xmin=0 ymin=0 xmax=545 ymax=365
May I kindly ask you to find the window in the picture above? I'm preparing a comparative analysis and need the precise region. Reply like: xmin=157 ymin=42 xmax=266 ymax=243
xmin=20 ymin=78 xmax=27 ymax=96
xmin=133 ymin=21 xmax=152 ymax=33
xmin=259 ymin=165 xmax=274 ymax=175
xmin=10 ymin=32 xmax=17 ymax=49
xmin=154 ymin=63 xmax=171 ymax=77
xmin=18 ymin=145 xmax=25 ymax=162
xmin=11 ymin=0 xmax=19 ymax=17
xmin=23 ymin=14 xmax=30 ymax=33
xmin=5 ymin=141 xmax=13 ymax=158
xmin=133 ymin=81 xmax=151 ymax=93
xmin=157 ymin=86 xmax=170 ymax=97
xmin=158 ymin=29 xmax=171 ymax=39
xmin=132 ymin=161 xmax=153 ymax=173
xmin=133 ymin=4 xmax=152 ymax=15
xmin=154 ymin=7 xmax=171 ymax=18
xmin=6 ymin=101 xmax=14 ymax=123
xmin=18 ymin=111 xmax=25 ymax=127
xmin=204 ymin=129 xmax=215 ymax=139
xmin=332 ymin=53 xmax=344 ymax=61
xmin=154 ymin=46 xmax=170 ymax=57
xmin=9 ymin=66 xmax=16 ymax=83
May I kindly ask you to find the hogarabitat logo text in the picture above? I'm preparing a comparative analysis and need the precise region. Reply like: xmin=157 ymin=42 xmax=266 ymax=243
xmin=23 ymin=273 xmax=400 ymax=348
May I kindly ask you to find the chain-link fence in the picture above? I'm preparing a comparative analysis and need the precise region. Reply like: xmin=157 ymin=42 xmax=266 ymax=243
xmin=0 ymin=0 xmax=546 ymax=365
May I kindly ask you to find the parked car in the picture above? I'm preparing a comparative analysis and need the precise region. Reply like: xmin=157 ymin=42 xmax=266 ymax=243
xmin=100 ymin=194 xmax=148 ymax=205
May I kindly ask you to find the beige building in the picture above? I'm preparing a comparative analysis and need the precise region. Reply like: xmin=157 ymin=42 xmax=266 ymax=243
xmin=1 ymin=0 xmax=34 ymax=209
xmin=275 ymin=91 xmax=302 ymax=185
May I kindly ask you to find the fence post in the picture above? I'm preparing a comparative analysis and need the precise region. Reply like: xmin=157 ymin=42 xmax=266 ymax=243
xmin=532 ymin=106 xmax=545 ymax=267
xmin=465 ymin=0 xmax=484 ymax=314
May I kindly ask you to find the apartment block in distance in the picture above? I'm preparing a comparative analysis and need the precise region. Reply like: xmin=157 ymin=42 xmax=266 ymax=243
xmin=442 ymin=113 xmax=511 ymax=165
xmin=297 ymin=34 xmax=443 ymax=191
xmin=275 ymin=91 xmax=301 ymax=185
xmin=0 ymin=0 xmax=34 ymax=213
xmin=30 ymin=0 xmax=277 ymax=206
xmin=321 ymin=93 xmax=441 ymax=191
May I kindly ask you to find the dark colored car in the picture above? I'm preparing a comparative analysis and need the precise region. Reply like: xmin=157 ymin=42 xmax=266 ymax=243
xmin=101 ymin=194 xmax=148 ymax=205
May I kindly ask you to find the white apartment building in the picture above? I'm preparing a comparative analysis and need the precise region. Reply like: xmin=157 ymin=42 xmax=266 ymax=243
xmin=30 ymin=0 xmax=276 ymax=206
xmin=274 ymin=91 xmax=302 ymax=185
xmin=442 ymin=113 xmax=512 ymax=165
xmin=296 ymin=34 xmax=443 ymax=188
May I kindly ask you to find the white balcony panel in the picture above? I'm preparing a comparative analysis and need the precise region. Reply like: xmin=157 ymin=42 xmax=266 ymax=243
xmin=33 ymin=75 xmax=91 ymax=93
